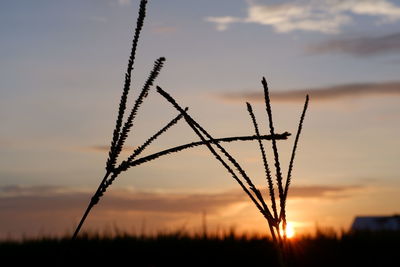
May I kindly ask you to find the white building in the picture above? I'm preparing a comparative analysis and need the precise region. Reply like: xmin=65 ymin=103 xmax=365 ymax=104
xmin=351 ymin=215 xmax=400 ymax=231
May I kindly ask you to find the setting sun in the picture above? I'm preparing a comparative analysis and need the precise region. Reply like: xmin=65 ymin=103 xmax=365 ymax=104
xmin=281 ymin=222 xmax=296 ymax=239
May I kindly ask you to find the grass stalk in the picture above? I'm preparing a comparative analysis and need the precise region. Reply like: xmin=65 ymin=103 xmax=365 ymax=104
xmin=72 ymin=171 xmax=111 ymax=240
xmin=280 ymin=95 xmax=309 ymax=223
xmin=156 ymin=86 xmax=276 ymax=233
xmin=261 ymin=77 xmax=286 ymax=237
xmin=121 ymin=133 xmax=290 ymax=171
xmin=111 ymin=57 xmax=166 ymax=169
xmin=107 ymin=0 xmax=148 ymax=172
xmin=246 ymin=102 xmax=279 ymax=221
xmin=73 ymin=0 xmax=170 ymax=239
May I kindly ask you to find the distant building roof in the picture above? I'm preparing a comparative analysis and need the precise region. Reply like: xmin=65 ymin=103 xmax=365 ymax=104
xmin=351 ymin=215 xmax=400 ymax=231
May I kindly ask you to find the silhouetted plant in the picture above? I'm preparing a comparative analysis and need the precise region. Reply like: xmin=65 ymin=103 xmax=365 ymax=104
xmin=72 ymin=0 xmax=290 ymax=240
xmin=157 ymin=82 xmax=309 ymax=266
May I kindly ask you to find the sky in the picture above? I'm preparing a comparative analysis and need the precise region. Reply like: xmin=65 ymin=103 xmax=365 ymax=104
xmin=1 ymin=0 xmax=400 ymax=239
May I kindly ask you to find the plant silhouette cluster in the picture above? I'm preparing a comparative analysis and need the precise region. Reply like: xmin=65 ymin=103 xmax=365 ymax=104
xmin=72 ymin=0 xmax=291 ymax=240
xmin=157 ymin=83 xmax=309 ymax=255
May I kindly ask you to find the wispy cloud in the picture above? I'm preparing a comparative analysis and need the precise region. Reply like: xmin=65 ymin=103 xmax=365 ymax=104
xmin=206 ymin=0 xmax=400 ymax=34
xmin=308 ymin=32 xmax=400 ymax=56
xmin=218 ymin=81 xmax=400 ymax=103
xmin=0 ymin=184 xmax=362 ymax=213
xmin=289 ymin=185 xmax=362 ymax=199
xmin=0 ymin=184 xmax=362 ymax=238
xmin=206 ymin=16 xmax=243 ymax=31
xmin=0 ymin=185 xmax=243 ymax=214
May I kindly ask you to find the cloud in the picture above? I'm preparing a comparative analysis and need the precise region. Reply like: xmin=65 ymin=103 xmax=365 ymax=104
xmin=336 ymin=0 xmax=400 ymax=22
xmin=244 ymin=2 xmax=350 ymax=34
xmin=206 ymin=0 xmax=400 ymax=34
xmin=288 ymin=185 xmax=362 ymax=199
xmin=0 ymin=184 xmax=361 ymax=213
xmin=0 ymin=184 xmax=362 ymax=238
xmin=218 ymin=81 xmax=400 ymax=103
xmin=205 ymin=16 xmax=243 ymax=31
xmin=0 ymin=185 xmax=78 ymax=197
xmin=0 ymin=185 xmax=244 ymax=214
xmin=308 ymin=32 xmax=400 ymax=56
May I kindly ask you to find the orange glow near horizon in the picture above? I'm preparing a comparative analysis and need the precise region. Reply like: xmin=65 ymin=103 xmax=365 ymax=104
xmin=280 ymin=221 xmax=296 ymax=239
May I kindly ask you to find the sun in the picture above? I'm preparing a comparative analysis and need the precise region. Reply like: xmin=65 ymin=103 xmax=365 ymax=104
xmin=280 ymin=221 xmax=296 ymax=239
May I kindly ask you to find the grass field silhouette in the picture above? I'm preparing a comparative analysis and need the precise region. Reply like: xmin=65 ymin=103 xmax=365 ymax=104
xmin=2 ymin=229 xmax=399 ymax=267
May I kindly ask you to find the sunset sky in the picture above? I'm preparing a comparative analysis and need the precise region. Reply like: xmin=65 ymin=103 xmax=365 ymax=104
xmin=1 ymin=0 xmax=400 ymax=239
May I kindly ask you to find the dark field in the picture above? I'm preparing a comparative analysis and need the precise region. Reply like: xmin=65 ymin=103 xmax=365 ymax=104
xmin=1 ymin=230 xmax=399 ymax=267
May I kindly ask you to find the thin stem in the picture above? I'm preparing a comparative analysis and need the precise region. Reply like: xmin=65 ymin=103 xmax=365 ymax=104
xmin=269 ymin=223 xmax=278 ymax=244
xmin=280 ymin=95 xmax=309 ymax=224
xmin=246 ymin=102 xmax=279 ymax=221
xmin=262 ymin=77 xmax=285 ymax=233
xmin=72 ymin=171 xmax=111 ymax=240
xmin=120 ymin=133 xmax=290 ymax=171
